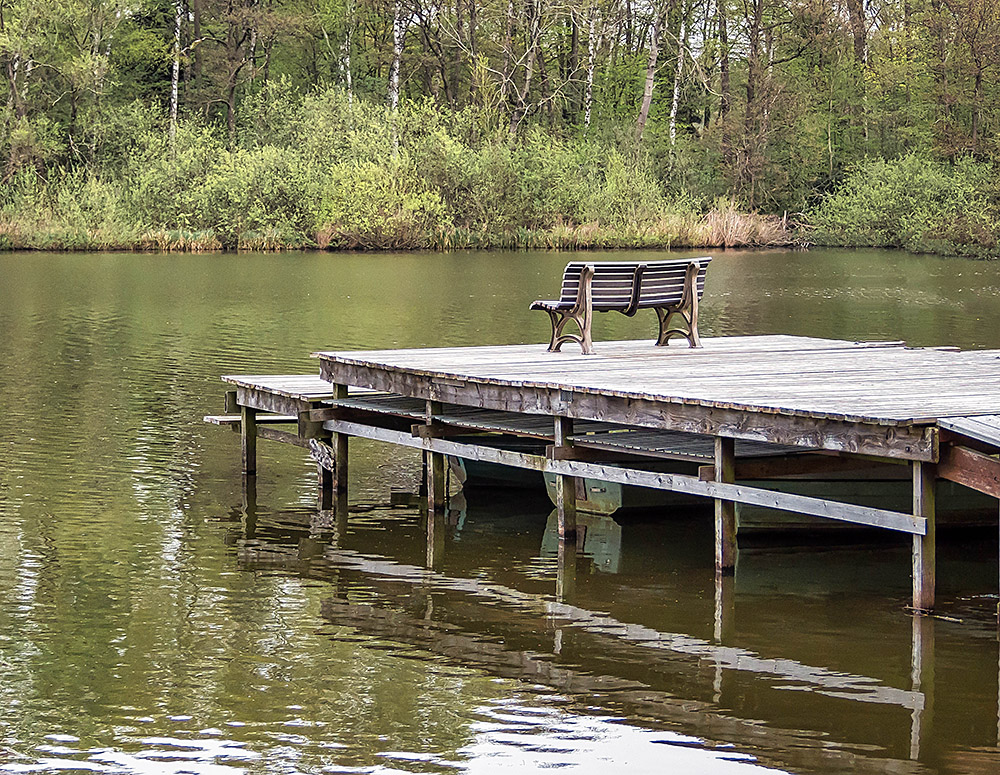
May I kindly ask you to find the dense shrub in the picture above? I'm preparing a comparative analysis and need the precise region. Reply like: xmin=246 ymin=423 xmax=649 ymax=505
xmin=809 ymin=154 xmax=1000 ymax=257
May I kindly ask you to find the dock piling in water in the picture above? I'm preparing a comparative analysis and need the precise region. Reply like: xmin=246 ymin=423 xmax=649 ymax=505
xmin=912 ymin=461 xmax=937 ymax=612
xmin=554 ymin=416 xmax=578 ymax=541
xmin=714 ymin=436 xmax=737 ymax=575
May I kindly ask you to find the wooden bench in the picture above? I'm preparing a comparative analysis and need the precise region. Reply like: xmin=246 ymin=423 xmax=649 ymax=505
xmin=530 ymin=257 xmax=711 ymax=354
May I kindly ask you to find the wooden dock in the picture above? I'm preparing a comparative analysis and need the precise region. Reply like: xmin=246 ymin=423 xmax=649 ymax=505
xmin=208 ymin=335 xmax=1000 ymax=615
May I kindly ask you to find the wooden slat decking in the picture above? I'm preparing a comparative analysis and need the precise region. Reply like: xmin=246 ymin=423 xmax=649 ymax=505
xmin=939 ymin=414 xmax=1000 ymax=448
xmin=222 ymin=374 xmax=343 ymax=401
xmin=569 ymin=428 xmax=801 ymax=461
xmin=315 ymin=336 xmax=1000 ymax=425
xmin=314 ymin=335 xmax=1000 ymax=461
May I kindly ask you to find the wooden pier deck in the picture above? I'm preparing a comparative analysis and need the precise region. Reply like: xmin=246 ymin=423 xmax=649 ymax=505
xmin=207 ymin=335 xmax=1000 ymax=615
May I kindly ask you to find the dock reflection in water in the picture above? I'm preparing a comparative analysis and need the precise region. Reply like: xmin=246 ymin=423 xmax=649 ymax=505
xmin=231 ymin=486 xmax=1000 ymax=775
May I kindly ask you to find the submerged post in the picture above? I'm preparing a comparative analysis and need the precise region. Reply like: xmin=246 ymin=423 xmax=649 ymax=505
xmin=426 ymin=509 xmax=446 ymax=569
xmin=909 ymin=613 xmax=935 ymax=759
xmin=241 ymin=406 xmax=257 ymax=476
xmin=912 ymin=461 xmax=936 ymax=612
xmin=715 ymin=437 xmax=737 ymax=574
xmin=426 ymin=400 xmax=447 ymax=514
xmin=554 ymin=416 xmax=577 ymax=540
xmin=556 ymin=534 xmax=577 ymax=603
xmin=713 ymin=572 xmax=734 ymax=705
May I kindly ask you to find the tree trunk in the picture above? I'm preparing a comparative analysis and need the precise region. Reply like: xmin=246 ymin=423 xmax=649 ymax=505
xmin=192 ymin=0 xmax=202 ymax=83
xmin=501 ymin=0 xmax=514 ymax=106
xmin=389 ymin=0 xmax=406 ymax=153
xmin=635 ymin=3 xmax=664 ymax=142
xmin=170 ymin=1 xmax=182 ymax=148
xmin=343 ymin=0 xmax=354 ymax=104
xmin=845 ymin=0 xmax=867 ymax=64
xmin=742 ymin=0 xmax=764 ymax=203
xmin=584 ymin=5 xmax=600 ymax=129
xmin=510 ymin=0 xmax=540 ymax=133
xmin=668 ymin=3 xmax=687 ymax=146
xmin=718 ymin=0 xmax=731 ymax=163
xmin=389 ymin=0 xmax=404 ymax=112
xmin=468 ymin=0 xmax=477 ymax=58
xmin=569 ymin=9 xmax=580 ymax=113
xmin=972 ymin=67 xmax=983 ymax=151
xmin=227 ymin=78 xmax=237 ymax=146
xmin=625 ymin=0 xmax=633 ymax=53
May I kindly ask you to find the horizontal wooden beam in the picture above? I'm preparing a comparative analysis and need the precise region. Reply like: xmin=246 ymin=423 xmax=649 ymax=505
xmin=256 ymin=425 xmax=310 ymax=448
xmin=236 ymin=386 xmax=317 ymax=416
xmin=318 ymin=362 xmax=938 ymax=462
xmin=204 ymin=413 xmax=297 ymax=426
xmin=411 ymin=423 xmax=489 ymax=439
xmin=546 ymin=445 xmax=644 ymax=463
xmin=938 ymin=444 xmax=1000 ymax=499
xmin=323 ymin=418 xmax=926 ymax=535
xmin=697 ymin=454 xmax=897 ymax=482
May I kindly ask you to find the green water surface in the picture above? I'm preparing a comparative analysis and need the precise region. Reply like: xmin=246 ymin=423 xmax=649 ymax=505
xmin=1 ymin=248 xmax=999 ymax=774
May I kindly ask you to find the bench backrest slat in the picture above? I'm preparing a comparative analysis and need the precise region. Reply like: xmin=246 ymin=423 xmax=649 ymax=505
xmin=556 ymin=258 xmax=710 ymax=309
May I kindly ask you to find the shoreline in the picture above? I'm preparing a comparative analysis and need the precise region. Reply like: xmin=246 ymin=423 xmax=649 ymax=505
xmin=0 ymin=213 xmax=808 ymax=254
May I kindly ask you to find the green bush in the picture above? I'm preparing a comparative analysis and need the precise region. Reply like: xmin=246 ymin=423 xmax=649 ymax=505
xmin=809 ymin=154 xmax=1000 ymax=256
xmin=316 ymin=156 xmax=449 ymax=249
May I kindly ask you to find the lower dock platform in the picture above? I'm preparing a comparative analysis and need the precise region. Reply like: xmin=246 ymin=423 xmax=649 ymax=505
xmin=206 ymin=335 xmax=1000 ymax=615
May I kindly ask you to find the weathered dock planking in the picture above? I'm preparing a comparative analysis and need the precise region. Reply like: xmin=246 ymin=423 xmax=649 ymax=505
xmin=207 ymin=335 xmax=1000 ymax=615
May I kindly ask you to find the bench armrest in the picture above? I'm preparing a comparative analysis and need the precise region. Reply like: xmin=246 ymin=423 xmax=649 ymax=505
xmin=570 ymin=263 xmax=595 ymax=315
xmin=622 ymin=264 xmax=647 ymax=317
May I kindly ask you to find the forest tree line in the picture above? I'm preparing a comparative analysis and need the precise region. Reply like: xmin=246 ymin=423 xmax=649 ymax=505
xmin=2 ymin=0 xmax=999 ymax=255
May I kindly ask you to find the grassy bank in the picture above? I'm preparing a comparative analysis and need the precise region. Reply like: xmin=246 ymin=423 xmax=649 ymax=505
xmin=0 ymin=89 xmax=800 ymax=253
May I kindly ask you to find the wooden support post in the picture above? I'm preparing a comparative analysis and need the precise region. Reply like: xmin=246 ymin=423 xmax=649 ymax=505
xmin=554 ymin=416 xmax=577 ymax=540
xmin=241 ymin=406 xmax=257 ymax=476
xmin=912 ymin=461 xmax=936 ymax=612
xmin=426 ymin=401 xmax=447 ymax=514
xmin=332 ymin=385 xmax=349 ymax=500
xmin=318 ymin=463 xmax=334 ymax=511
xmin=317 ymin=430 xmax=334 ymax=511
xmin=714 ymin=437 xmax=737 ymax=574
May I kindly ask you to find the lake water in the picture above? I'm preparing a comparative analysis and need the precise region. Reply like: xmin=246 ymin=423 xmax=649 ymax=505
xmin=1 ymin=248 xmax=999 ymax=775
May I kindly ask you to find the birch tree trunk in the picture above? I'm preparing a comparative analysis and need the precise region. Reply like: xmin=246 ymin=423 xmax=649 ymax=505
xmin=668 ymin=3 xmax=686 ymax=146
xmin=389 ymin=0 xmax=406 ymax=153
xmin=170 ymin=1 xmax=182 ymax=148
xmin=635 ymin=2 xmax=664 ymax=141
xmin=584 ymin=5 xmax=600 ymax=129
xmin=344 ymin=0 xmax=353 ymax=106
